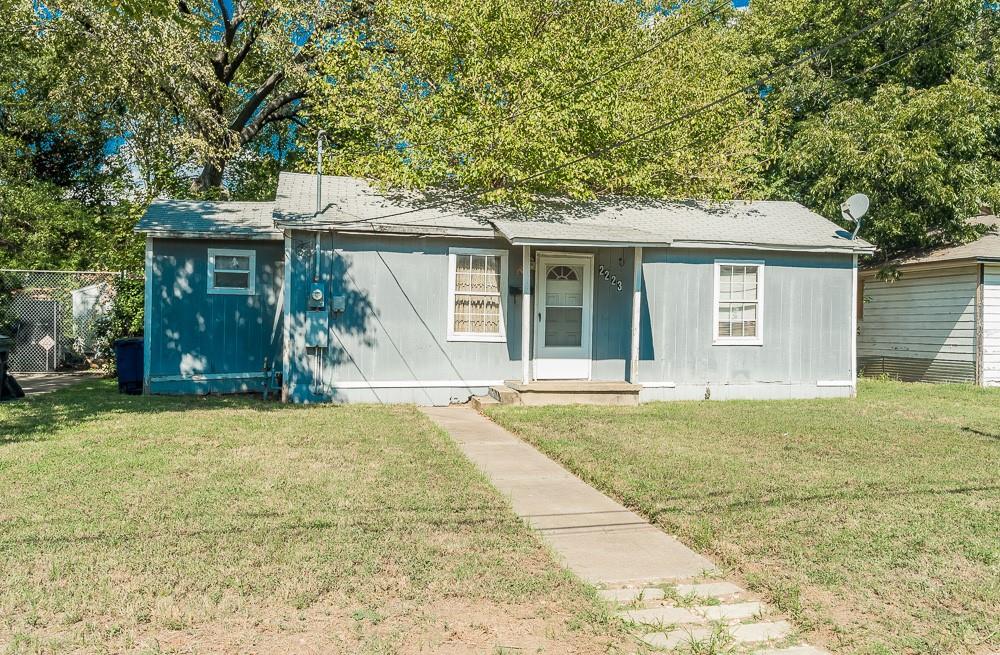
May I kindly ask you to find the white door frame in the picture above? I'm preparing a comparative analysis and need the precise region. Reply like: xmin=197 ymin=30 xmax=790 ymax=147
xmin=533 ymin=251 xmax=594 ymax=380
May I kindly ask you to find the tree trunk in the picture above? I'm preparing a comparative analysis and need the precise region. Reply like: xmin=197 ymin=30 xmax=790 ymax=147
xmin=192 ymin=161 xmax=227 ymax=196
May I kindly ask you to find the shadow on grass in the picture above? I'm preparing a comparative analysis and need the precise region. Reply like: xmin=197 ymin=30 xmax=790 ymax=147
xmin=962 ymin=426 xmax=1000 ymax=441
xmin=0 ymin=379 xmax=309 ymax=446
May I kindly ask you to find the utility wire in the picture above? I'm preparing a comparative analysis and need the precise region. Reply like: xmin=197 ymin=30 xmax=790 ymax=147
xmin=633 ymin=20 xmax=973 ymax=171
xmin=359 ymin=15 xmax=970 ymax=231
xmin=331 ymin=0 xmax=922 ymax=227
xmin=333 ymin=0 xmax=733 ymax=158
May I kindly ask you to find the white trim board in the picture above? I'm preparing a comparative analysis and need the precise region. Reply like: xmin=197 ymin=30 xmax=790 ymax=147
xmin=151 ymin=372 xmax=266 ymax=382
xmin=143 ymin=239 xmax=153 ymax=393
xmin=330 ymin=380 xmax=504 ymax=389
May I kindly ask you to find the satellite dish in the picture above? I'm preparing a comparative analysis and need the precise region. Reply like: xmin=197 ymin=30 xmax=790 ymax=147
xmin=841 ymin=194 xmax=870 ymax=222
xmin=840 ymin=193 xmax=870 ymax=240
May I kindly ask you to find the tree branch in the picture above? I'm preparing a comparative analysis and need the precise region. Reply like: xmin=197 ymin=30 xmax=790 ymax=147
xmin=238 ymin=89 xmax=306 ymax=144
xmin=229 ymin=70 xmax=286 ymax=130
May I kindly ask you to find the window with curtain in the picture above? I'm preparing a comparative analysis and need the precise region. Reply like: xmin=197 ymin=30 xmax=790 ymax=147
xmin=448 ymin=248 xmax=507 ymax=341
xmin=715 ymin=262 xmax=762 ymax=344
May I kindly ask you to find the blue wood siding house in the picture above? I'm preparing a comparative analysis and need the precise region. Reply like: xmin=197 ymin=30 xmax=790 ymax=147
xmin=137 ymin=173 xmax=874 ymax=404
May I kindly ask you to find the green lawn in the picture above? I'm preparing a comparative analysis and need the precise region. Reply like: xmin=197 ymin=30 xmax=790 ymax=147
xmin=486 ymin=380 xmax=1000 ymax=655
xmin=0 ymin=381 xmax=623 ymax=655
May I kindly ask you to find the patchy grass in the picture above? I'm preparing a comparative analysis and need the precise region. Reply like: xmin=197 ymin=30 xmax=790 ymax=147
xmin=485 ymin=380 xmax=1000 ymax=655
xmin=0 ymin=381 xmax=625 ymax=654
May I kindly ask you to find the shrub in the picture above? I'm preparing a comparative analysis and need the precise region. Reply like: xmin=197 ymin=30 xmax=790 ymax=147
xmin=93 ymin=276 xmax=144 ymax=376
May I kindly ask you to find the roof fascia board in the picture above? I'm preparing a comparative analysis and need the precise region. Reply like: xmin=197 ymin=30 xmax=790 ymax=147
xmin=503 ymin=237 xmax=668 ymax=248
xmin=135 ymin=229 xmax=282 ymax=241
xmin=670 ymin=240 xmax=873 ymax=254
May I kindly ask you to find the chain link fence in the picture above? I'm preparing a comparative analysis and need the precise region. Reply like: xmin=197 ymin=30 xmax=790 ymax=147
xmin=0 ymin=269 xmax=125 ymax=372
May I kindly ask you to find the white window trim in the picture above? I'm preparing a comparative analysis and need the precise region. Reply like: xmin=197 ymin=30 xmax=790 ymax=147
xmin=447 ymin=247 xmax=508 ymax=343
xmin=713 ymin=259 xmax=764 ymax=346
xmin=208 ymin=248 xmax=256 ymax=296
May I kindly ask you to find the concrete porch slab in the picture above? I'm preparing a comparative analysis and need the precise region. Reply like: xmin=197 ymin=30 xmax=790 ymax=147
xmin=499 ymin=380 xmax=641 ymax=407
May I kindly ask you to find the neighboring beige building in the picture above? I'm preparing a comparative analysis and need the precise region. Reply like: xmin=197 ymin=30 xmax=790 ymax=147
xmin=859 ymin=216 xmax=999 ymax=386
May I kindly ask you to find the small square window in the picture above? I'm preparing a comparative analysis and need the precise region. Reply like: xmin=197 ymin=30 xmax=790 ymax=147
xmin=208 ymin=248 xmax=256 ymax=295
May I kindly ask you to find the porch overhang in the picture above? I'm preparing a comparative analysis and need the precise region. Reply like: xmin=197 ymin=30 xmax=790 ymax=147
xmin=492 ymin=220 xmax=667 ymax=248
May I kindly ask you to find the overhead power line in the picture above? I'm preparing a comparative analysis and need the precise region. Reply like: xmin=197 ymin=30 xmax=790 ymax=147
xmin=331 ymin=0 xmax=734 ymax=159
xmin=331 ymin=0 xmax=922 ymax=227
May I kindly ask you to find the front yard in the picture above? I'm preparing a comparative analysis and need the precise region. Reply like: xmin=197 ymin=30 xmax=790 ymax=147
xmin=0 ymin=381 xmax=621 ymax=655
xmin=486 ymin=380 xmax=1000 ymax=655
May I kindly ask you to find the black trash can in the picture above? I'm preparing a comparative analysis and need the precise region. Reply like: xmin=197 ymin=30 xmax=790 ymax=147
xmin=0 ymin=335 xmax=23 ymax=401
xmin=113 ymin=337 xmax=144 ymax=395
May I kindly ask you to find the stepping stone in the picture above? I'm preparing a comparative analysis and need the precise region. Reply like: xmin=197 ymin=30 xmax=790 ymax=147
xmin=642 ymin=627 xmax=713 ymax=650
xmin=599 ymin=587 xmax=665 ymax=603
xmin=675 ymin=580 xmax=744 ymax=600
xmin=695 ymin=601 xmax=764 ymax=621
xmin=731 ymin=621 xmax=793 ymax=643
xmin=755 ymin=647 xmax=831 ymax=655
xmin=618 ymin=605 xmax=703 ymax=625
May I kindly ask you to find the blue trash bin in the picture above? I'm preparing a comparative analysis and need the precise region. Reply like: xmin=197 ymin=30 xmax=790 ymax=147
xmin=113 ymin=338 xmax=144 ymax=395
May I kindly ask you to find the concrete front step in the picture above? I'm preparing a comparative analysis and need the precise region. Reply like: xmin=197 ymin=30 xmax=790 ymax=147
xmin=598 ymin=587 xmax=666 ymax=604
xmin=642 ymin=620 xmax=792 ymax=650
xmin=491 ymin=380 xmax=642 ymax=406
xmin=487 ymin=384 xmax=521 ymax=405
xmin=618 ymin=606 xmax=703 ymax=625
xmin=696 ymin=600 xmax=764 ymax=621
xmin=469 ymin=395 xmax=499 ymax=411
xmin=675 ymin=581 xmax=745 ymax=601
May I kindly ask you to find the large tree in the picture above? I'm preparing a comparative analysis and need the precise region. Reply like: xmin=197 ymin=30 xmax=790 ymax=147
xmin=42 ymin=0 xmax=379 ymax=195
xmin=306 ymin=0 xmax=765 ymax=204
xmin=742 ymin=0 xmax=1000 ymax=260
xmin=0 ymin=1 xmax=142 ymax=270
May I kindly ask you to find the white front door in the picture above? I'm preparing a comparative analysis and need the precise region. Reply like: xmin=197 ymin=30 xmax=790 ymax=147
xmin=533 ymin=253 xmax=593 ymax=379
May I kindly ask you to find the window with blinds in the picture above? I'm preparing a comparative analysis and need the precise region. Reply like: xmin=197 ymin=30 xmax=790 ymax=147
xmin=448 ymin=249 xmax=507 ymax=341
xmin=715 ymin=262 xmax=763 ymax=344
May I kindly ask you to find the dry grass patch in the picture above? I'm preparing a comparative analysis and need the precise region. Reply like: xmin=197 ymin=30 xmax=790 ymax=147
xmin=0 ymin=381 xmax=625 ymax=654
xmin=486 ymin=380 xmax=1000 ymax=655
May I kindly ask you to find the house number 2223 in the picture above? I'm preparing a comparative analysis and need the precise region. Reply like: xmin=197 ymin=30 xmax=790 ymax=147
xmin=598 ymin=265 xmax=624 ymax=292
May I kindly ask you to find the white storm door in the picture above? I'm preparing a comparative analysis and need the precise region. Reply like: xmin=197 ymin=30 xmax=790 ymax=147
xmin=533 ymin=253 xmax=593 ymax=379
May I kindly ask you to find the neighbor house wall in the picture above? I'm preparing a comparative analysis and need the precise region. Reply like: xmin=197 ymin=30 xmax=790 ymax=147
xmin=858 ymin=265 xmax=979 ymax=383
xmin=637 ymin=248 xmax=856 ymax=401
xmin=983 ymin=264 xmax=1000 ymax=386
xmin=145 ymin=237 xmax=284 ymax=394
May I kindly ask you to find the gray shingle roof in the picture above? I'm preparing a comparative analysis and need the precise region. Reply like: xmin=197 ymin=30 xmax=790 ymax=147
xmin=136 ymin=200 xmax=280 ymax=240
xmin=888 ymin=216 xmax=1000 ymax=267
xmin=273 ymin=173 xmax=494 ymax=237
xmin=138 ymin=173 xmax=873 ymax=254
xmin=492 ymin=198 xmax=874 ymax=252
xmin=275 ymin=172 xmax=872 ymax=253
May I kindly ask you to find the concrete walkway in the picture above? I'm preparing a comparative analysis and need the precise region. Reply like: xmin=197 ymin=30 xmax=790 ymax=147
xmin=423 ymin=405 xmax=714 ymax=585
xmin=422 ymin=406 xmax=829 ymax=654
xmin=12 ymin=371 xmax=99 ymax=395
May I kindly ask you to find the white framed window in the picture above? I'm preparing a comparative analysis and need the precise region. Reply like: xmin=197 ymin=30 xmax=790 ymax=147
xmin=207 ymin=248 xmax=256 ymax=295
xmin=447 ymin=247 xmax=508 ymax=342
xmin=713 ymin=259 xmax=763 ymax=345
